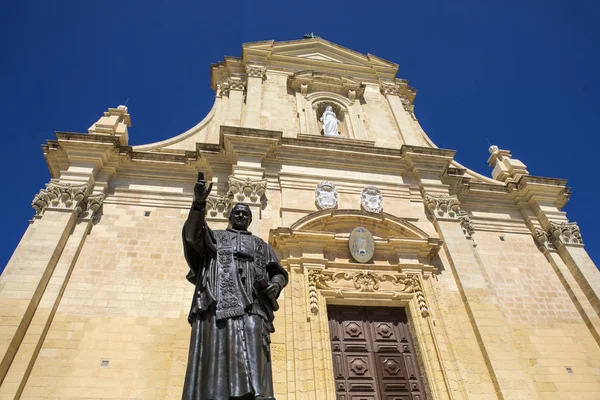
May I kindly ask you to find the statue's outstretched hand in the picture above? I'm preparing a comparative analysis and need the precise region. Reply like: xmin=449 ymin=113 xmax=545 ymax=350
xmin=193 ymin=179 xmax=213 ymax=206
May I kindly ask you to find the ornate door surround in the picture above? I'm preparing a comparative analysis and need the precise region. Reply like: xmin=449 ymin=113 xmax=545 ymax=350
xmin=269 ymin=209 xmax=456 ymax=399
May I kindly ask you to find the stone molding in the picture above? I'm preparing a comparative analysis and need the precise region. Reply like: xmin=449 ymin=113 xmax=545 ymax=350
xmin=424 ymin=193 xmax=461 ymax=220
xmin=228 ymin=176 xmax=267 ymax=204
xmin=32 ymin=183 xmax=89 ymax=217
xmin=308 ymin=269 xmax=429 ymax=317
xmin=548 ymin=221 xmax=583 ymax=247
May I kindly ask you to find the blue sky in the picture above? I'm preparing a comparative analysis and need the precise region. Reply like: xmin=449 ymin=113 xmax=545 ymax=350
xmin=1 ymin=1 xmax=599 ymax=273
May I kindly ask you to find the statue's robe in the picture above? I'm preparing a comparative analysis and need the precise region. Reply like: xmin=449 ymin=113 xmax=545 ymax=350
xmin=182 ymin=203 xmax=288 ymax=400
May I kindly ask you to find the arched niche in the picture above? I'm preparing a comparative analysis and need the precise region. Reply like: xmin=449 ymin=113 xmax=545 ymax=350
xmin=306 ymin=92 xmax=359 ymax=139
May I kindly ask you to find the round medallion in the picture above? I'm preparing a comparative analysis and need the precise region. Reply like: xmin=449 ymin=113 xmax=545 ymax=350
xmin=349 ymin=227 xmax=375 ymax=263
xmin=361 ymin=186 xmax=383 ymax=213
xmin=315 ymin=181 xmax=338 ymax=210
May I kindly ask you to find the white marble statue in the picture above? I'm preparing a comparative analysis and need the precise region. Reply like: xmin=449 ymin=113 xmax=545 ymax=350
xmin=320 ymin=106 xmax=340 ymax=136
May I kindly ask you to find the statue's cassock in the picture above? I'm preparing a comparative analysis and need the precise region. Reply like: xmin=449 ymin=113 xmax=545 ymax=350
xmin=182 ymin=194 xmax=288 ymax=400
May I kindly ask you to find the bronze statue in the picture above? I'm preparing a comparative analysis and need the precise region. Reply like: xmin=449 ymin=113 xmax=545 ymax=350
xmin=182 ymin=174 xmax=288 ymax=400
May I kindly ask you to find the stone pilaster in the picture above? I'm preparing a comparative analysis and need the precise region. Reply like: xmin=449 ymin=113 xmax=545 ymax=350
xmin=222 ymin=77 xmax=246 ymax=127
xmin=404 ymin=146 xmax=539 ymax=399
xmin=380 ymin=81 xmax=423 ymax=146
xmin=0 ymin=183 xmax=99 ymax=385
xmin=243 ymin=65 xmax=266 ymax=129
xmin=512 ymin=175 xmax=600 ymax=318
xmin=0 ymin=193 xmax=104 ymax=398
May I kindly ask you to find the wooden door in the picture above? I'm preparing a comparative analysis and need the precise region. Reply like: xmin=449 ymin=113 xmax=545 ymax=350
xmin=328 ymin=305 xmax=426 ymax=400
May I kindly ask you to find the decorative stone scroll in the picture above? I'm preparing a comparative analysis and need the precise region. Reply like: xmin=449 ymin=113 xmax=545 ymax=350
xmin=307 ymin=270 xmax=429 ymax=317
xmin=361 ymin=186 xmax=383 ymax=214
xmin=315 ymin=181 xmax=338 ymax=210
xmin=32 ymin=182 xmax=89 ymax=217
xmin=424 ymin=194 xmax=461 ymax=220
xmin=206 ymin=194 xmax=232 ymax=219
xmin=548 ymin=222 xmax=583 ymax=246
xmin=228 ymin=176 xmax=267 ymax=204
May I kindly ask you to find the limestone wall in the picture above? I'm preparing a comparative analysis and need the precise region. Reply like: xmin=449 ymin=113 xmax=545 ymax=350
xmin=1 ymin=37 xmax=600 ymax=400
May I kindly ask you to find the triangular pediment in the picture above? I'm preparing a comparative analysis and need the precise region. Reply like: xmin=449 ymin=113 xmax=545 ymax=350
xmin=242 ymin=38 xmax=399 ymax=81
xmin=295 ymin=52 xmax=344 ymax=63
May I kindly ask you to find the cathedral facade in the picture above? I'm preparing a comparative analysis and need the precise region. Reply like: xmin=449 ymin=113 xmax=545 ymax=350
xmin=1 ymin=37 xmax=600 ymax=399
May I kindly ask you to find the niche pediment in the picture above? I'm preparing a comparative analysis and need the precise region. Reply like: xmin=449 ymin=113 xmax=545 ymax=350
xmin=288 ymin=70 xmax=365 ymax=100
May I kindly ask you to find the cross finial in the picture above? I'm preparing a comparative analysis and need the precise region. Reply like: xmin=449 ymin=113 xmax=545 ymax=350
xmin=303 ymin=32 xmax=320 ymax=39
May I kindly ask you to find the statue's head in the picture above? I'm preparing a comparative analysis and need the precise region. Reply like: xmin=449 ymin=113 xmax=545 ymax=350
xmin=326 ymin=105 xmax=333 ymax=112
xmin=229 ymin=203 xmax=252 ymax=230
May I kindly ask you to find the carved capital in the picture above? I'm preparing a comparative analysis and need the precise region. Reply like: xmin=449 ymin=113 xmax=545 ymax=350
xmin=227 ymin=77 xmax=246 ymax=91
xmin=548 ymin=222 xmax=583 ymax=247
xmin=218 ymin=77 xmax=247 ymax=96
xmin=245 ymin=65 xmax=266 ymax=79
xmin=206 ymin=193 xmax=232 ymax=219
xmin=32 ymin=182 xmax=89 ymax=217
xmin=79 ymin=193 xmax=106 ymax=222
xmin=307 ymin=270 xmax=429 ymax=317
xmin=380 ymin=82 xmax=402 ymax=96
xmin=533 ymin=227 xmax=554 ymax=252
xmin=425 ymin=194 xmax=461 ymax=220
xmin=228 ymin=176 xmax=267 ymax=204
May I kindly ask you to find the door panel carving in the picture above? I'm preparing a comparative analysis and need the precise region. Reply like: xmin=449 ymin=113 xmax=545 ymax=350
xmin=328 ymin=306 xmax=427 ymax=400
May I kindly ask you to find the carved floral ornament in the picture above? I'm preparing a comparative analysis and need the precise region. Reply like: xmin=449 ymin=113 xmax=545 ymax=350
xmin=32 ymin=182 xmax=105 ymax=221
xmin=205 ymin=176 xmax=268 ymax=219
xmin=424 ymin=194 xmax=461 ymax=220
xmin=308 ymin=269 xmax=430 ymax=318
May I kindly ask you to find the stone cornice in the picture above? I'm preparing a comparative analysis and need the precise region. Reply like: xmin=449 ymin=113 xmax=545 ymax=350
xmin=508 ymin=175 xmax=571 ymax=210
